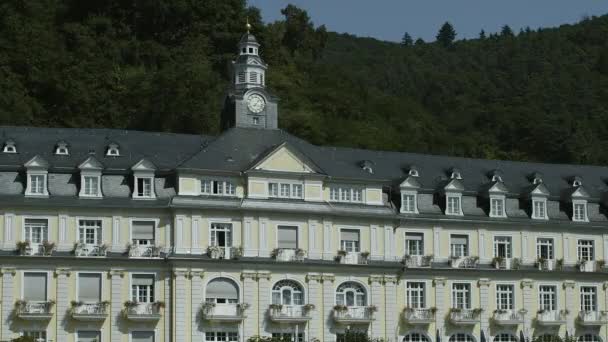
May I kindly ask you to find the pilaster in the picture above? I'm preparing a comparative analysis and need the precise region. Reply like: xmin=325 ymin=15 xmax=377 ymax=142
xmin=1 ymin=267 xmax=16 ymax=340
xmin=433 ymin=227 xmax=443 ymax=261
xmin=307 ymin=273 xmax=323 ymax=340
xmin=2 ymin=213 xmax=14 ymax=249
xmin=478 ymin=278 xmax=491 ymax=338
xmin=563 ymin=280 xmax=576 ymax=335
xmin=258 ymin=271 xmax=271 ymax=336
xmin=110 ymin=268 xmax=126 ymax=342
xmin=308 ymin=220 xmax=320 ymax=259
xmin=192 ymin=215 xmax=203 ymax=254
xmin=478 ymin=230 xmax=487 ymax=263
xmin=370 ymin=225 xmax=380 ymax=260
xmin=258 ymin=217 xmax=269 ymax=257
xmin=384 ymin=275 xmax=399 ymax=342
xmin=55 ymin=268 xmax=71 ymax=341
xmin=369 ymin=275 xmax=384 ymax=339
xmin=521 ymin=279 xmax=534 ymax=340
xmin=323 ymin=220 xmax=333 ymax=260
xmin=191 ymin=269 xmax=205 ymax=341
xmin=174 ymin=268 xmax=189 ymax=341
xmin=322 ymin=273 xmax=335 ymax=342
xmin=57 ymin=214 xmax=70 ymax=251
xmin=175 ymin=215 xmax=186 ymax=254
xmin=384 ymin=226 xmax=393 ymax=261
xmin=111 ymin=216 xmax=122 ymax=252
xmin=242 ymin=271 xmax=258 ymax=339
xmin=434 ymin=277 xmax=447 ymax=342
xmin=164 ymin=271 xmax=172 ymax=342
xmin=243 ymin=216 xmax=256 ymax=257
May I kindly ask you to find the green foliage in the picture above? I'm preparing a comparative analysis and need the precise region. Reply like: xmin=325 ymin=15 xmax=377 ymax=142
xmin=11 ymin=337 xmax=36 ymax=342
xmin=337 ymin=330 xmax=385 ymax=342
xmin=401 ymin=32 xmax=413 ymax=46
xmin=1 ymin=1 xmax=608 ymax=166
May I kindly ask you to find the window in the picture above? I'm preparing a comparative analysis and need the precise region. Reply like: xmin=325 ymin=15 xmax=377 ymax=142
xmin=446 ymin=194 xmax=462 ymax=215
xmin=268 ymin=182 xmax=303 ymax=199
xmin=578 ymin=240 xmax=594 ymax=261
xmin=450 ymin=235 xmax=469 ymax=257
xmin=106 ymin=144 xmax=120 ymax=156
xmin=272 ymin=280 xmax=304 ymax=306
xmin=134 ymin=176 xmax=154 ymax=198
xmin=340 ymin=229 xmax=360 ymax=252
xmin=280 ymin=184 xmax=290 ymax=197
xmin=292 ymin=184 xmax=303 ymax=198
xmin=238 ymin=72 xmax=246 ymax=83
xmin=580 ymin=287 xmax=597 ymax=312
xmin=77 ymin=331 xmax=101 ymax=342
xmin=405 ymin=233 xmax=424 ymax=256
xmin=131 ymin=275 xmax=154 ymax=303
xmin=406 ymin=282 xmax=425 ymax=309
xmin=201 ymin=180 xmax=236 ymax=196
xmin=490 ymin=197 xmax=505 ymax=217
xmin=24 ymin=331 xmax=47 ymax=342
xmin=253 ymin=117 xmax=259 ymax=125
xmin=131 ymin=331 xmax=155 ymax=342
xmin=24 ymin=219 xmax=48 ymax=244
xmin=55 ymin=143 xmax=69 ymax=155
xmin=494 ymin=236 xmax=512 ymax=258
xmin=82 ymin=175 xmax=100 ymax=197
xmin=536 ymin=238 xmax=554 ymax=259
xmin=451 ymin=283 xmax=471 ymax=309
xmin=206 ymin=277 xmax=239 ymax=304
xmin=448 ymin=334 xmax=474 ymax=342
xmin=24 ymin=272 xmax=47 ymax=302
xmin=496 ymin=284 xmax=514 ymax=310
xmin=248 ymin=47 xmax=254 ymax=54
xmin=78 ymin=220 xmax=102 ymax=245
xmin=329 ymin=186 xmax=364 ymax=203
xmin=28 ymin=174 xmax=46 ymax=195
xmin=573 ymin=201 xmax=588 ymax=222
xmin=578 ymin=335 xmax=601 ymax=342
xmin=272 ymin=333 xmax=303 ymax=342
xmin=277 ymin=226 xmax=298 ymax=249
xmin=404 ymin=333 xmax=430 ymax=342
xmin=78 ymin=273 xmax=101 ymax=303
xmin=402 ymin=192 xmax=417 ymax=213
xmin=494 ymin=334 xmax=517 ymax=342
xmin=131 ymin=221 xmax=155 ymax=245
xmin=249 ymin=71 xmax=258 ymax=83
xmin=336 ymin=282 xmax=366 ymax=307
xmin=210 ymin=223 xmax=232 ymax=248
xmin=532 ymin=198 xmax=547 ymax=219
xmin=206 ymin=332 xmax=239 ymax=342
xmin=3 ymin=140 xmax=16 ymax=153
xmin=538 ymin=285 xmax=557 ymax=311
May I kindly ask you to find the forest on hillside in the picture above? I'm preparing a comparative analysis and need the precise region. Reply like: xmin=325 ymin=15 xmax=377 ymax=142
xmin=1 ymin=0 xmax=608 ymax=165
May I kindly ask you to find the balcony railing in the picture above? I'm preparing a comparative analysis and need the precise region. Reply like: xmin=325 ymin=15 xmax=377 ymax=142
xmin=201 ymin=303 xmax=248 ymax=322
xmin=16 ymin=300 xmax=54 ymax=320
xmin=269 ymin=305 xmax=313 ymax=323
xmin=402 ymin=255 xmax=433 ymax=268
xmin=75 ymin=243 xmax=108 ymax=257
xmin=71 ymin=302 xmax=109 ymax=321
xmin=578 ymin=260 xmax=604 ymax=272
xmin=272 ymin=248 xmax=306 ymax=262
xmin=402 ymin=308 xmax=435 ymax=324
xmin=578 ymin=311 xmax=607 ymax=326
xmin=128 ymin=244 xmax=162 ymax=258
xmin=536 ymin=310 xmax=567 ymax=325
xmin=449 ymin=256 xmax=479 ymax=269
xmin=337 ymin=252 xmax=369 ymax=265
xmin=492 ymin=310 xmax=525 ymax=325
xmin=449 ymin=309 xmax=480 ymax=325
xmin=208 ymin=246 xmax=233 ymax=259
xmin=124 ymin=302 xmax=162 ymax=321
xmin=536 ymin=259 xmax=558 ymax=271
xmin=17 ymin=241 xmax=55 ymax=256
xmin=333 ymin=306 xmax=375 ymax=324
xmin=492 ymin=258 xmax=520 ymax=270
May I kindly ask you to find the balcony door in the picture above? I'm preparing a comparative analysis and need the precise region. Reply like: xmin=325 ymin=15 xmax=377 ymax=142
xmin=132 ymin=221 xmax=155 ymax=246
xmin=24 ymin=272 xmax=47 ymax=303
xmin=78 ymin=273 xmax=101 ymax=303
xmin=206 ymin=277 xmax=239 ymax=304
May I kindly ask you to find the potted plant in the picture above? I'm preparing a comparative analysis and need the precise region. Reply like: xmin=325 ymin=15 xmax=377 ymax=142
xmin=153 ymin=301 xmax=165 ymax=310
xmin=70 ymin=300 xmax=84 ymax=307
xmin=333 ymin=304 xmax=348 ymax=313
xmin=511 ymin=258 xmax=521 ymax=269
xmin=201 ymin=302 xmax=216 ymax=314
xmin=41 ymin=240 xmax=55 ymax=256
xmin=269 ymin=303 xmax=283 ymax=311
xmin=271 ymin=248 xmax=281 ymax=259
xmin=367 ymin=305 xmax=378 ymax=312
xmin=237 ymin=303 xmax=250 ymax=314
xmin=422 ymin=255 xmax=434 ymax=265
xmin=492 ymin=256 xmax=504 ymax=269
xmin=295 ymin=248 xmax=306 ymax=261
xmin=16 ymin=241 xmax=30 ymax=255
xmin=15 ymin=299 xmax=27 ymax=311
xmin=124 ymin=300 xmax=138 ymax=310
xmin=337 ymin=250 xmax=347 ymax=257
xmin=536 ymin=257 xmax=547 ymax=270
xmin=73 ymin=241 xmax=85 ymax=254
xmin=98 ymin=243 xmax=109 ymax=255
xmin=556 ymin=258 xmax=564 ymax=270
xmin=472 ymin=308 xmax=483 ymax=316
xmin=207 ymin=245 xmax=222 ymax=259
xmin=597 ymin=260 xmax=606 ymax=268
xmin=303 ymin=304 xmax=315 ymax=312
xmin=450 ymin=308 xmax=462 ymax=313
xmin=429 ymin=307 xmax=438 ymax=314
xmin=231 ymin=246 xmax=243 ymax=259
xmin=151 ymin=245 xmax=163 ymax=257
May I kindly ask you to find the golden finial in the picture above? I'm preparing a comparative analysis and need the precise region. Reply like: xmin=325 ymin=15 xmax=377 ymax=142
xmin=246 ymin=17 xmax=251 ymax=33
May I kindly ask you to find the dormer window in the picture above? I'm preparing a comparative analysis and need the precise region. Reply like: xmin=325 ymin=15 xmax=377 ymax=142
xmin=106 ymin=143 xmax=120 ymax=157
xmin=82 ymin=176 xmax=101 ymax=197
xmin=201 ymin=179 xmax=236 ymax=197
xmin=450 ymin=168 xmax=462 ymax=180
xmin=360 ymin=160 xmax=374 ymax=174
xmin=55 ymin=142 xmax=69 ymax=155
xmin=573 ymin=179 xmax=582 ymax=187
xmin=445 ymin=193 xmax=462 ymax=215
xmin=134 ymin=176 xmax=154 ymax=198
xmin=492 ymin=174 xmax=502 ymax=182
xmin=24 ymin=156 xmax=49 ymax=197
xmin=3 ymin=140 xmax=16 ymax=153
xmin=573 ymin=200 xmax=588 ymax=222
xmin=490 ymin=196 xmax=506 ymax=217
xmin=532 ymin=198 xmax=548 ymax=220
xmin=329 ymin=186 xmax=364 ymax=203
xmin=401 ymin=191 xmax=418 ymax=214
xmin=408 ymin=168 xmax=419 ymax=177
xmin=28 ymin=174 xmax=46 ymax=195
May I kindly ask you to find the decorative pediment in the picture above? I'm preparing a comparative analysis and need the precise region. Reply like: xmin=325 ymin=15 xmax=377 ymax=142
xmin=443 ymin=179 xmax=464 ymax=192
xmin=251 ymin=143 xmax=322 ymax=174
xmin=530 ymin=183 xmax=550 ymax=196
xmin=24 ymin=155 xmax=49 ymax=169
xmin=131 ymin=159 xmax=157 ymax=172
xmin=488 ymin=181 xmax=508 ymax=193
xmin=571 ymin=186 xmax=590 ymax=199
xmin=78 ymin=156 xmax=103 ymax=170
xmin=399 ymin=176 xmax=421 ymax=189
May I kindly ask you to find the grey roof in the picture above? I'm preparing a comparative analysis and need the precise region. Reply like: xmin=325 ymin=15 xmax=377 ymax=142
xmin=239 ymin=33 xmax=259 ymax=45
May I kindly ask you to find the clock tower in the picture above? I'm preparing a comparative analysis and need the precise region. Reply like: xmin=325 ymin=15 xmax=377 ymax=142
xmin=220 ymin=23 xmax=278 ymax=130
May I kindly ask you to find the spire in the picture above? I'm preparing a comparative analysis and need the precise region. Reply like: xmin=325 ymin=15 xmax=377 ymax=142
xmin=246 ymin=17 xmax=251 ymax=33
xmin=233 ymin=18 xmax=266 ymax=90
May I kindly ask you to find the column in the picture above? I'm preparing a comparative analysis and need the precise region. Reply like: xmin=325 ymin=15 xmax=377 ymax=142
xmin=1 ymin=267 xmax=16 ymax=341
xmin=521 ymin=232 xmax=528 ymax=264
xmin=478 ymin=230 xmax=486 ymax=263
xmin=307 ymin=273 xmax=323 ymax=340
xmin=384 ymin=275 xmax=398 ymax=342
xmin=369 ymin=275 xmax=384 ymax=339
xmin=2 ymin=213 xmax=14 ymax=249
xmin=242 ymin=271 xmax=258 ymax=339
xmin=478 ymin=279 xmax=491 ymax=340
xmin=563 ymin=234 xmax=570 ymax=265
xmin=174 ymin=268 xmax=189 ymax=342
xmin=191 ymin=269 xmax=205 ymax=341
xmin=563 ymin=280 xmax=575 ymax=336
xmin=243 ymin=216 xmax=256 ymax=257
xmin=322 ymin=274 xmax=335 ymax=342
xmin=258 ymin=271 xmax=271 ymax=337
xmin=521 ymin=279 xmax=534 ymax=341
xmin=110 ymin=269 xmax=126 ymax=342
xmin=55 ymin=268 xmax=71 ymax=341
xmin=434 ymin=277 xmax=447 ymax=342
xmin=323 ymin=221 xmax=333 ymax=260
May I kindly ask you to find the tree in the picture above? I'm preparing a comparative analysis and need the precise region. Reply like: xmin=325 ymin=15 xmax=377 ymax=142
xmin=401 ymin=32 xmax=413 ymax=46
xmin=501 ymin=25 xmax=514 ymax=37
xmin=414 ymin=38 xmax=425 ymax=45
xmin=436 ymin=22 xmax=457 ymax=47
xmin=479 ymin=30 xmax=486 ymax=39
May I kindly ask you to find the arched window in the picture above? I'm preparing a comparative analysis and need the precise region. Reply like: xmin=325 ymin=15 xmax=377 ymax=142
xmin=494 ymin=334 xmax=517 ymax=342
xmin=404 ymin=333 xmax=430 ymax=342
xmin=449 ymin=334 xmax=475 ymax=342
xmin=336 ymin=282 xmax=366 ymax=307
xmin=272 ymin=280 xmax=304 ymax=306
xmin=206 ymin=277 xmax=239 ymax=304
xmin=579 ymin=336 xmax=601 ymax=342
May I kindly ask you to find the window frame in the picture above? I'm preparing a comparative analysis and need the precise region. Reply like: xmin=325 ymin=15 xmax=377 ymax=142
xmin=572 ymin=200 xmax=588 ymax=222
xmin=538 ymin=284 xmax=558 ymax=311
xmin=445 ymin=193 xmax=463 ymax=216
xmin=130 ymin=273 xmax=157 ymax=303
xmin=406 ymin=281 xmax=426 ymax=309
xmin=580 ymin=286 xmax=597 ymax=312
xmin=493 ymin=236 xmax=512 ymax=258
xmin=495 ymin=284 xmax=515 ymax=310
xmin=532 ymin=197 xmax=548 ymax=220
xmin=536 ymin=238 xmax=555 ymax=260
xmin=401 ymin=191 xmax=418 ymax=214
xmin=21 ymin=270 xmax=51 ymax=302
xmin=267 ymin=181 xmax=304 ymax=199
xmin=451 ymin=283 xmax=472 ymax=309
xmin=329 ymin=185 xmax=365 ymax=204
xmin=26 ymin=172 xmax=48 ymax=196
xmin=78 ymin=219 xmax=102 ymax=246
xmin=450 ymin=234 xmax=470 ymax=258
xmin=133 ymin=175 xmax=155 ymax=199
xmin=201 ymin=179 xmax=237 ymax=197
xmin=577 ymin=239 xmax=595 ymax=262
xmin=489 ymin=195 xmax=506 ymax=218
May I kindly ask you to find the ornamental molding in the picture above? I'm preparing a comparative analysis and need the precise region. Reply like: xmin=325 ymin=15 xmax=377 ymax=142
xmin=306 ymin=273 xmax=323 ymax=283
xmin=55 ymin=268 xmax=71 ymax=276
xmin=321 ymin=273 xmax=335 ymax=282
xmin=478 ymin=278 xmax=491 ymax=287
xmin=257 ymin=271 xmax=271 ymax=280
xmin=369 ymin=275 xmax=384 ymax=284
xmin=190 ymin=269 xmax=205 ymax=279
xmin=0 ymin=267 xmax=16 ymax=276
xmin=521 ymin=279 xmax=534 ymax=288
xmin=173 ymin=268 xmax=190 ymax=278
xmin=384 ymin=275 xmax=398 ymax=285
xmin=109 ymin=269 xmax=126 ymax=278
xmin=241 ymin=271 xmax=258 ymax=280
xmin=433 ymin=277 xmax=447 ymax=286
xmin=563 ymin=280 xmax=576 ymax=289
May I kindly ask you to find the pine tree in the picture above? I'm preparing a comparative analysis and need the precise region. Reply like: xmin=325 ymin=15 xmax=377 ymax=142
xmin=479 ymin=30 xmax=486 ymax=39
xmin=414 ymin=38 xmax=425 ymax=45
xmin=401 ymin=32 xmax=413 ymax=46
xmin=501 ymin=25 xmax=514 ymax=37
xmin=436 ymin=22 xmax=456 ymax=47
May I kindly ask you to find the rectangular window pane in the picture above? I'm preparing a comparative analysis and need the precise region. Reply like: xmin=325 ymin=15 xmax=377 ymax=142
xmin=132 ymin=221 xmax=155 ymax=242
xmin=24 ymin=272 xmax=47 ymax=301
xmin=78 ymin=273 xmax=101 ymax=302
xmin=278 ymin=226 xmax=298 ymax=249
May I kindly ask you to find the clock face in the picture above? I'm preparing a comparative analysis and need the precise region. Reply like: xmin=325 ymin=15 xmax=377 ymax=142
xmin=247 ymin=94 xmax=266 ymax=113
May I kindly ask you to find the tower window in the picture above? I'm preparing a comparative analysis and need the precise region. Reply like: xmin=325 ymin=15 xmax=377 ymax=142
xmin=249 ymin=72 xmax=258 ymax=83
xmin=238 ymin=72 xmax=246 ymax=83
xmin=253 ymin=117 xmax=259 ymax=125
xmin=242 ymin=48 xmax=246 ymax=53
xmin=249 ymin=47 xmax=253 ymax=53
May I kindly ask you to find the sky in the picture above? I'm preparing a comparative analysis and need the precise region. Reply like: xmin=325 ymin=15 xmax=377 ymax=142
xmin=248 ymin=0 xmax=608 ymax=42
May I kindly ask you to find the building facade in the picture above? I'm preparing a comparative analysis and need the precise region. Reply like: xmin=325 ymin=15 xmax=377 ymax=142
xmin=0 ymin=30 xmax=607 ymax=342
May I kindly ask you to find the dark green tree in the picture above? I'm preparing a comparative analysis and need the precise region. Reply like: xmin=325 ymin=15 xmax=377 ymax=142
xmin=479 ymin=29 xmax=486 ymax=39
xmin=436 ymin=22 xmax=457 ymax=47
xmin=501 ymin=25 xmax=514 ymax=37
xmin=414 ymin=38 xmax=425 ymax=45
xmin=401 ymin=32 xmax=413 ymax=46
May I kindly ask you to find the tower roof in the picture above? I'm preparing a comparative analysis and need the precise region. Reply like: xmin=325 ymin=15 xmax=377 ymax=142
xmin=239 ymin=33 xmax=259 ymax=45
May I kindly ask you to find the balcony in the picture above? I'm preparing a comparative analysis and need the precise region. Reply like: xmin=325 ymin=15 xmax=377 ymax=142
xmin=578 ymin=311 xmax=607 ymax=326
xmin=17 ymin=241 xmax=55 ymax=256
xmin=201 ymin=303 xmax=248 ymax=322
xmin=333 ymin=306 xmax=375 ymax=324
xmin=402 ymin=308 xmax=435 ymax=324
xmin=128 ymin=244 xmax=162 ymax=258
xmin=336 ymin=252 xmax=369 ymax=265
xmin=578 ymin=260 xmax=605 ymax=273
xmin=269 ymin=304 xmax=313 ymax=323
xmin=75 ymin=243 xmax=108 ymax=257
xmin=272 ymin=248 xmax=306 ymax=262
xmin=124 ymin=302 xmax=163 ymax=321
xmin=449 ymin=256 xmax=479 ymax=269
xmin=71 ymin=302 xmax=109 ymax=321
xmin=402 ymin=255 xmax=433 ymax=268
xmin=491 ymin=258 xmax=521 ymax=270
xmin=16 ymin=300 xmax=54 ymax=320
xmin=493 ymin=310 xmax=525 ymax=325
xmin=536 ymin=259 xmax=561 ymax=271
xmin=449 ymin=309 xmax=481 ymax=325
xmin=536 ymin=310 xmax=567 ymax=326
